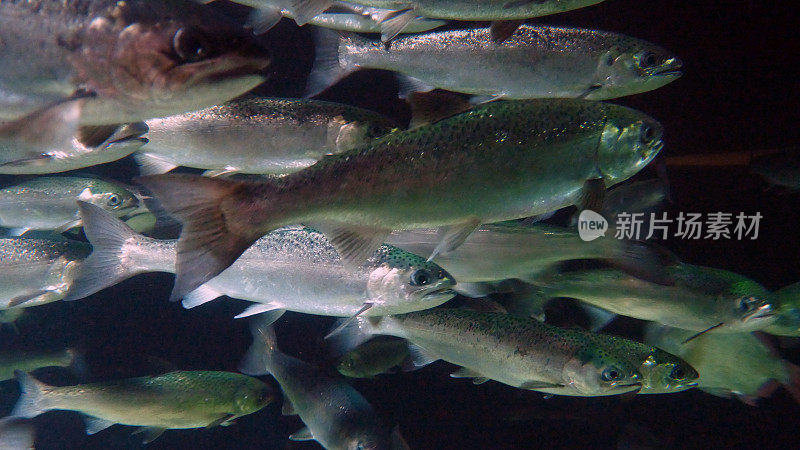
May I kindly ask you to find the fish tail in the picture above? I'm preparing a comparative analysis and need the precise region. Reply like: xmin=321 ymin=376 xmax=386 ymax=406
xmin=326 ymin=316 xmax=379 ymax=357
xmin=239 ymin=315 xmax=284 ymax=376
xmin=63 ymin=201 xmax=152 ymax=301
xmin=135 ymin=174 xmax=267 ymax=302
xmin=783 ymin=362 xmax=800 ymax=404
xmin=11 ymin=371 xmax=53 ymax=419
xmin=306 ymin=27 xmax=357 ymax=97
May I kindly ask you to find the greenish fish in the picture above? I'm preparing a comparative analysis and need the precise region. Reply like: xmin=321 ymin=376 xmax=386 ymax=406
xmin=0 ymin=349 xmax=79 ymax=381
xmin=0 ymin=176 xmax=139 ymax=235
xmin=241 ymin=319 xmax=408 ymax=449
xmin=523 ymin=264 xmax=776 ymax=333
xmin=307 ymin=25 xmax=681 ymax=99
xmin=64 ymin=202 xmax=456 ymax=324
xmin=139 ymin=97 xmax=398 ymax=176
xmin=337 ymin=337 xmax=409 ymax=378
xmin=10 ymin=370 xmax=273 ymax=442
xmin=765 ymin=282 xmax=800 ymax=336
xmin=0 ymin=238 xmax=90 ymax=309
xmin=139 ymin=98 xmax=663 ymax=300
xmin=645 ymin=324 xmax=800 ymax=404
xmin=0 ymin=0 xmax=269 ymax=125
xmin=330 ymin=308 xmax=698 ymax=396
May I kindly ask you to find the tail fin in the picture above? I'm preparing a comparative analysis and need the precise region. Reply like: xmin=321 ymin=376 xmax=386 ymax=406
xmin=326 ymin=316 xmax=378 ymax=357
xmin=63 ymin=202 xmax=156 ymax=301
xmin=306 ymin=28 xmax=353 ymax=97
xmin=11 ymin=371 xmax=52 ymax=419
xmin=239 ymin=316 xmax=281 ymax=376
xmin=135 ymin=174 xmax=262 ymax=302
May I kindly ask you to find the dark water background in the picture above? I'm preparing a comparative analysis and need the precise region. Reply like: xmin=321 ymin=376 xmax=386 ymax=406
xmin=2 ymin=0 xmax=800 ymax=448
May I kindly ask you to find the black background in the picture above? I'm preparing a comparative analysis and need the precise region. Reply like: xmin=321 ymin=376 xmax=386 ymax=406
xmin=2 ymin=0 xmax=800 ymax=448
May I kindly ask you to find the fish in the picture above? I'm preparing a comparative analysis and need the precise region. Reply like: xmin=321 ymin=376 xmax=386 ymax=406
xmin=336 ymin=337 xmax=410 ymax=378
xmin=765 ymin=282 xmax=800 ymax=336
xmin=9 ymin=370 xmax=273 ymax=443
xmin=0 ymin=349 xmax=81 ymax=381
xmin=138 ymin=98 xmax=664 ymax=300
xmin=328 ymin=308 xmax=698 ymax=396
xmin=644 ymin=324 xmax=800 ymax=404
xmin=240 ymin=318 xmax=409 ymax=450
xmin=0 ymin=176 xmax=140 ymax=235
xmin=0 ymin=121 xmax=148 ymax=175
xmin=138 ymin=97 xmax=399 ymax=176
xmin=386 ymin=222 xmax=667 ymax=285
xmin=231 ymin=0 xmax=446 ymax=36
xmin=0 ymin=238 xmax=90 ymax=309
xmin=0 ymin=0 xmax=270 ymax=125
xmin=306 ymin=25 xmax=681 ymax=99
xmin=520 ymin=264 xmax=776 ymax=333
xmin=0 ymin=417 xmax=35 ymax=450
xmin=64 ymin=202 xmax=456 ymax=326
xmin=276 ymin=0 xmax=605 ymax=41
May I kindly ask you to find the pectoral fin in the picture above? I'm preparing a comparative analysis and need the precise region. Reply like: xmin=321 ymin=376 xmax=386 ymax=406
xmin=206 ymin=414 xmax=235 ymax=428
xmin=406 ymin=90 xmax=472 ymax=129
xmin=577 ymin=178 xmax=606 ymax=212
xmin=324 ymin=302 xmax=373 ymax=339
xmin=429 ymin=219 xmax=481 ymax=261
xmin=289 ymin=426 xmax=314 ymax=441
xmin=518 ymin=380 xmax=564 ymax=390
xmin=133 ymin=426 xmax=166 ymax=444
xmin=490 ymin=20 xmax=524 ymax=43
xmin=407 ymin=343 xmax=438 ymax=368
xmin=84 ymin=415 xmax=116 ymax=434
xmin=288 ymin=0 xmax=333 ymax=26
xmin=281 ymin=397 xmax=297 ymax=416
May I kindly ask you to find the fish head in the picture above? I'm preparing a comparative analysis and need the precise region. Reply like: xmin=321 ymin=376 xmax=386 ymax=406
xmin=340 ymin=431 xmax=392 ymax=450
xmin=365 ymin=246 xmax=456 ymax=313
xmin=638 ymin=349 xmax=699 ymax=393
xmin=77 ymin=182 xmax=140 ymax=217
xmin=724 ymin=291 xmax=776 ymax=332
xmin=564 ymin=346 xmax=644 ymax=396
xmin=597 ymin=108 xmax=663 ymax=185
xmin=75 ymin=0 xmax=270 ymax=123
xmin=588 ymin=41 xmax=682 ymax=100
xmin=233 ymin=381 xmax=274 ymax=414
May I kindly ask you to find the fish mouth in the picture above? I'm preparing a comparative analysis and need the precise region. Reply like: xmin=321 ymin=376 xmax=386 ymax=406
xmin=744 ymin=304 xmax=776 ymax=322
xmin=651 ymin=58 xmax=683 ymax=78
xmin=422 ymin=288 xmax=457 ymax=303
xmin=610 ymin=382 xmax=643 ymax=394
xmin=108 ymin=122 xmax=149 ymax=144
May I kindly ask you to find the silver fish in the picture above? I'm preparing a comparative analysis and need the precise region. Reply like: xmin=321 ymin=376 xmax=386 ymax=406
xmin=139 ymin=97 xmax=398 ymax=176
xmin=64 ymin=202 xmax=456 ymax=325
xmin=307 ymin=25 xmax=682 ymax=99
xmin=0 ymin=238 xmax=90 ymax=309
xmin=0 ymin=0 xmax=270 ymax=125
xmin=241 ymin=319 xmax=408 ymax=449
xmin=0 ymin=177 xmax=139 ymax=235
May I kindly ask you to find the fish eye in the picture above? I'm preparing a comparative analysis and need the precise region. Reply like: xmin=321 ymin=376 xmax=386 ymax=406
xmin=107 ymin=194 xmax=121 ymax=207
xmin=409 ymin=269 xmax=433 ymax=286
xmin=670 ymin=365 xmax=686 ymax=380
xmin=639 ymin=51 xmax=658 ymax=68
xmin=173 ymin=27 xmax=210 ymax=63
xmin=601 ymin=366 xmax=622 ymax=381
xmin=640 ymin=124 xmax=658 ymax=144
xmin=738 ymin=297 xmax=756 ymax=312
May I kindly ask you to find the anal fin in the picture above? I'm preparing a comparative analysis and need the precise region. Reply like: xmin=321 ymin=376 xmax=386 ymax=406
xmin=289 ymin=426 xmax=314 ymax=441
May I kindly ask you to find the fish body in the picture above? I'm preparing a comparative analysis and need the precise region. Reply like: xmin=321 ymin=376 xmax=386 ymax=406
xmin=308 ymin=25 xmax=681 ymax=99
xmin=0 ymin=177 xmax=139 ymax=234
xmin=65 ymin=202 xmax=456 ymax=321
xmin=765 ymin=282 xmax=800 ymax=336
xmin=10 ymin=370 xmax=272 ymax=433
xmin=332 ymin=308 xmax=697 ymax=396
xmin=0 ymin=0 xmax=269 ymax=124
xmin=0 ymin=238 xmax=90 ymax=309
xmin=337 ymin=337 xmax=409 ymax=378
xmin=140 ymin=98 xmax=663 ymax=299
xmin=644 ymin=324 xmax=800 ymax=403
xmin=140 ymin=97 xmax=398 ymax=176
xmin=528 ymin=264 xmax=775 ymax=333
xmin=0 ymin=349 xmax=76 ymax=381
xmin=348 ymin=0 xmax=605 ymax=20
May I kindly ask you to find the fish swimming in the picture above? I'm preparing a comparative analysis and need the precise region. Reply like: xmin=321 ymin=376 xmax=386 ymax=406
xmin=0 ymin=238 xmax=90 ymax=309
xmin=9 ymin=370 xmax=273 ymax=442
xmin=764 ymin=281 xmax=800 ymax=336
xmin=336 ymin=337 xmax=410 ymax=378
xmin=0 ymin=176 xmax=139 ymax=235
xmin=520 ymin=264 xmax=776 ymax=333
xmin=307 ymin=25 xmax=681 ymax=99
xmin=139 ymin=97 xmax=398 ymax=176
xmin=241 ymin=319 xmax=408 ymax=449
xmin=644 ymin=323 xmax=800 ymax=404
xmin=139 ymin=98 xmax=664 ymax=300
xmin=329 ymin=308 xmax=698 ymax=396
xmin=0 ymin=349 xmax=81 ymax=381
xmin=64 ymin=201 xmax=456 ymax=324
xmin=0 ymin=0 xmax=270 ymax=125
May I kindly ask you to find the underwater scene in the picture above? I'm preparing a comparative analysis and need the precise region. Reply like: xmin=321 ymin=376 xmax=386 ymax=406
xmin=1 ymin=0 xmax=799 ymax=448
